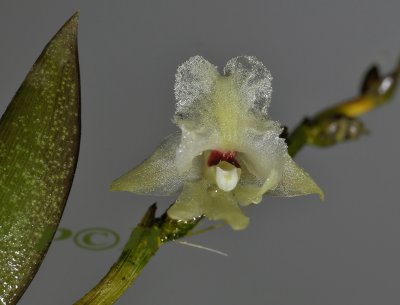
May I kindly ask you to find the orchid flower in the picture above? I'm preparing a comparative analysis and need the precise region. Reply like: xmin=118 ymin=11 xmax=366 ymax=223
xmin=111 ymin=56 xmax=323 ymax=230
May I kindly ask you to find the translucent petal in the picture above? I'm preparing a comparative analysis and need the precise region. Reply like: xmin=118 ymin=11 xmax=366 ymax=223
xmin=175 ymin=126 xmax=219 ymax=174
xmin=234 ymin=168 xmax=280 ymax=205
xmin=224 ymin=56 xmax=273 ymax=117
xmin=174 ymin=55 xmax=219 ymax=127
xmin=167 ymin=181 xmax=206 ymax=220
xmin=234 ymin=184 xmax=263 ymax=206
xmin=231 ymin=124 xmax=322 ymax=203
xmin=235 ymin=125 xmax=286 ymax=181
xmin=268 ymin=153 xmax=324 ymax=199
xmin=204 ymin=189 xmax=249 ymax=230
xmin=168 ymin=180 xmax=250 ymax=230
xmin=110 ymin=133 xmax=185 ymax=195
xmin=174 ymin=56 xmax=274 ymax=152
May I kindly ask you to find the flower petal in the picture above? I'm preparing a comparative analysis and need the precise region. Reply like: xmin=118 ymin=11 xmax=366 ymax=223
xmin=174 ymin=55 xmax=219 ymax=127
xmin=232 ymin=124 xmax=323 ymax=202
xmin=167 ymin=181 xmax=206 ymax=220
xmin=174 ymin=56 xmax=275 ymax=172
xmin=234 ymin=167 xmax=280 ymax=205
xmin=224 ymin=56 xmax=273 ymax=118
xmin=268 ymin=153 xmax=324 ymax=199
xmin=175 ymin=125 xmax=219 ymax=174
xmin=168 ymin=180 xmax=250 ymax=230
xmin=204 ymin=188 xmax=250 ymax=230
xmin=235 ymin=125 xmax=286 ymax=181
xmin=110 ymin=133 xmax=185 ymax=195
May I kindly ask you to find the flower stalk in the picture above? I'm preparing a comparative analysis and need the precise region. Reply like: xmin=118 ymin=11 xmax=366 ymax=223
xmin=73 ymin=205 xmax=200 ymax=305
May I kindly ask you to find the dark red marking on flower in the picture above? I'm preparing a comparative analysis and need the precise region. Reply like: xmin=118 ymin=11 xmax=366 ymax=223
xmin=207 ymin=150 xmax=241 ymax=168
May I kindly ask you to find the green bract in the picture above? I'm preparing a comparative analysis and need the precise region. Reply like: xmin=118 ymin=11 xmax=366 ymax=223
xmin=111 ymin=56 xmax=322 ymax=230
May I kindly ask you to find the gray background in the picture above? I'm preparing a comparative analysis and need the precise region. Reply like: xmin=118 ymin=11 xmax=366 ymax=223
xmin=1 ymin=1 xmax=400 ymax=304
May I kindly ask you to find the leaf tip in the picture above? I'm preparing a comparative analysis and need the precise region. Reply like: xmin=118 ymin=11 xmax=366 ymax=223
xmin=56 ymin=12 xmax=79 ymax=42
xmin=68 ymin=12 xmax=79 ymax=32
xmin=68 ymin=11 xmax=80 ymax=26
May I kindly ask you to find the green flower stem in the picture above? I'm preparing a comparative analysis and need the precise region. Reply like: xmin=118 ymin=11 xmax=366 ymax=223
xmin=73 ymin=59 xmax=400 ymax=305
xmin=73 ymin=205 xmax=200 ymax=305
xmin=287 ymin=122 xmax=309 ymax=157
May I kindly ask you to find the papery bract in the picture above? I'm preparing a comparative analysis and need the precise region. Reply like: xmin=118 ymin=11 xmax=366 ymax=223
xmin=111 ymin=56 xmax=323 ymax=230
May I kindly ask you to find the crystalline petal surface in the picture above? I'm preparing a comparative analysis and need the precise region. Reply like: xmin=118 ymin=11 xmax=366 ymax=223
xmin=224 ymin=56 xmax=273 ymax=118
xmin=174 ymin=55 xmax=219 ymax=126
xmin=269 ymin=153 xmax=324 ymax=199
xmin=110 ymin=133 xmax=185 ymax=195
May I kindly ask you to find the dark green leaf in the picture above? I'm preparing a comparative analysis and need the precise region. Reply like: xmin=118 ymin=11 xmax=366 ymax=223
xmin=0 ymin=13 xmax=80 ymax=305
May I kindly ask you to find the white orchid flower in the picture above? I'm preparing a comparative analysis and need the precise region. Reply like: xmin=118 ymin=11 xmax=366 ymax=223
xmin=111 ymin=56 xmax=323 ymax=230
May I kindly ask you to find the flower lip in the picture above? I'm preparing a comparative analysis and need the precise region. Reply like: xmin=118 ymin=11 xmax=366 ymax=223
xmin=207 ymin=150 xmax=241 ymax=168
